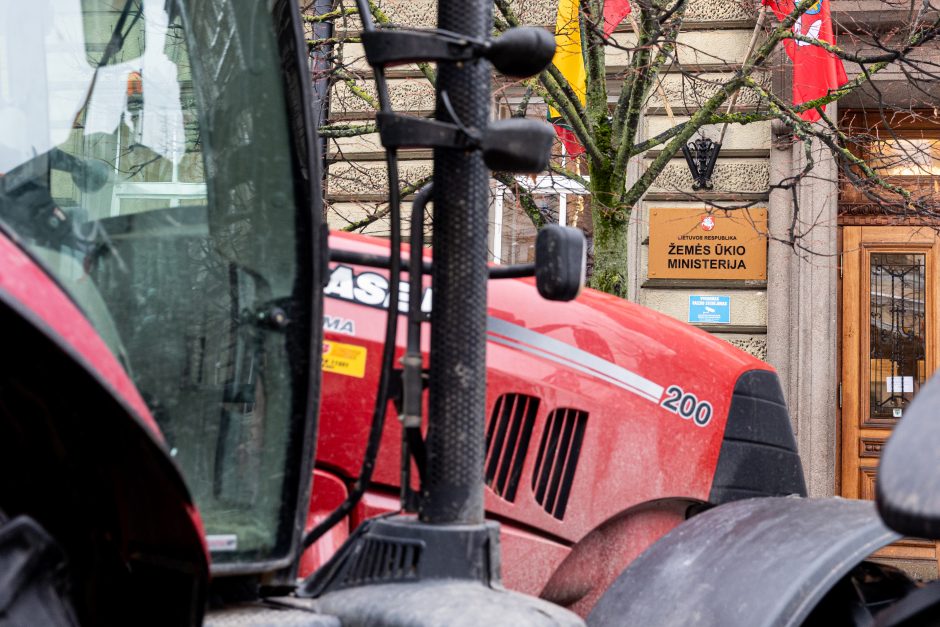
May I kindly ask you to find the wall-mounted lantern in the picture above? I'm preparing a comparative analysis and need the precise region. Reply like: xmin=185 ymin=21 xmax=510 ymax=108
xmin=681 ymin=136 xmax=721 ymax=191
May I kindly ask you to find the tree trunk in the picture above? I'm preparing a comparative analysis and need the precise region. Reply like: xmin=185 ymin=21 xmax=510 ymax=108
xmin=590 ymin=210 xmax=630 ymax=298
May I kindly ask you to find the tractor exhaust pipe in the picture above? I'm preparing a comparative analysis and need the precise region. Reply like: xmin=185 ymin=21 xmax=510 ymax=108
xmin=303 ymin=0 xmax=580 ymax=621
xmin=420 ymin=0 xmax=493 ymax=526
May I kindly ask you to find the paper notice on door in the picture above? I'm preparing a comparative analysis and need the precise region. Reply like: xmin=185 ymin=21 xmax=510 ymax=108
xmin=886 ymin=376 xmax=914 ymax=393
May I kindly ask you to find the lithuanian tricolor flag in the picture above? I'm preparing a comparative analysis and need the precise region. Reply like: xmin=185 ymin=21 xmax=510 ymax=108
xmin=549 ymin=0 xmax=632 ymax=156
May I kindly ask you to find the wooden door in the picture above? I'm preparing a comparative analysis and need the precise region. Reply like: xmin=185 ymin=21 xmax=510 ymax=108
xmin=842 ymin=225 xmax=940 ymax=568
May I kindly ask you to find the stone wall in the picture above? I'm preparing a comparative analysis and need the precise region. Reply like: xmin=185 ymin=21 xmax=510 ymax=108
xmin=628 ymin=12 xmax=771 ymax=364
xmin=320 ymin=0 xmax=772 ymax=362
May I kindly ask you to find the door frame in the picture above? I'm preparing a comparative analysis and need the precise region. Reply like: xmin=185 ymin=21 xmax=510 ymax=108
xmin=840 ymin=225 xmax=940 ymax=566
xmin=841 ymin=226 xmax=939 ymax=497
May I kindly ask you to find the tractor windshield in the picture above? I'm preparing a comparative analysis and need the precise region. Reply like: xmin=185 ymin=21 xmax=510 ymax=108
xmin=0 ymin=0 xmax=310 ymax=568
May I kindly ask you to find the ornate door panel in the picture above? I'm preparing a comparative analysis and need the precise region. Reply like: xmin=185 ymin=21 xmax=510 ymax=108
xmin=842 ymin=226 xmax=940 ymax=567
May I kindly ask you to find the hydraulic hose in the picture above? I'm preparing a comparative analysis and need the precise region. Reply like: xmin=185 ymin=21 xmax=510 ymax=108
xmin=400 ymin=184 xmax=433 ymax=499
xmin=302 ymin=0 xmax=402 ymax=549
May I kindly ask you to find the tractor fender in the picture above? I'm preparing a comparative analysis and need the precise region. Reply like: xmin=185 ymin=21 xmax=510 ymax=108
xmin=540 ymin=498 xmax=699 ymax=617
xmin=587 ymin=497 xmax=899 ymax=627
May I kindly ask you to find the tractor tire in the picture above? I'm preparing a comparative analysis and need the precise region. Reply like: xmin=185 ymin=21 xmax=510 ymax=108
xmin=0 ymin=508 xmax=79 ymax=626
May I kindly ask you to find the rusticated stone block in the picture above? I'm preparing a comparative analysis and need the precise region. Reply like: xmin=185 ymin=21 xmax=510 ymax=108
xmin=607 ymin=29 xmax=757 ymax=67
xmin=330 ymin=78 xmax=436 ymax=117
xmin=658 ymin=72 xmax=770 ymax=108
xmin=338 ymin=44 xmax=373 ymax=72
xmin=374 ymin=0 xmax=749 ymax=27
xmin=327 ymin=161 xmax=433 ymax=197
xmin=645 ymin=119 xmax=772 ymax=152
xmin=509 ymin=0 xmax=558 ymax=25
xmin=639 ymin=288 xmax=767 ymax=326
xmin=372 ymin=0 xmax=437 ymax=27
xmin=685 ymin=0 xmax=754 ymax=22
xmin=716 ymin=334 xmax=768 ymax=360
xmin=328 ymin=133 xmax=383 ymax=157
xmin=648 ymin=159 xmax=770 ymax=193
xmin=328 ymin=201 xmax=428 ymax=239
xmin=366 ymin=0 xmax=557 ymax=26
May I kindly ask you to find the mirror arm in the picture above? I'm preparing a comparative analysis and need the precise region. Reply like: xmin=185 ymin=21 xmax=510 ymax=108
xmin=327 ymin=248 xmax=535 ymax=279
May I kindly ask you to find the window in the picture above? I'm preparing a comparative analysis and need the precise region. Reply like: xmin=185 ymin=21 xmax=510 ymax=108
xmin=869 ymin=138 xmax=940 ymax=177
xmin=839 ymin=111 xmax=940 ymax=213
xmin=489 ymin=98 xmax=592 ymax=263
xmin=869 ymin=253 xmax=926 ymax=421
xmin=489 ymin=174 xmax=590 ymax=264
xmin=0 ymin=0 xmax=306 ymax=566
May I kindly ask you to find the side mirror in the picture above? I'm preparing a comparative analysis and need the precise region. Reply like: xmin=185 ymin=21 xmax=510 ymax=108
xmin=535 ymin=224 xmax=586 ymax=302
xmin=485 ymin=27 xmax=556 ymax=78
xmin=481 ymin=119 xmax=555 ymax=174
xmin=49 ymin=149 xmax=110 ymax=192
xmin=876 ymin=370 xmax=940 ymax=538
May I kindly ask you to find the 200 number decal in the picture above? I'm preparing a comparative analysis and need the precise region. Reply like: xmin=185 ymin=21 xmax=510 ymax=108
xmin=660 ymin=385 xmax=712 ymax=427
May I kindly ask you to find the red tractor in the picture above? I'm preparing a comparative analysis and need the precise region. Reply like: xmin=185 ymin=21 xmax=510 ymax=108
xmin=304 ymin=230 xmax=805 ymax=615
xmin=0 ymin=0 xmax=930 ymax=625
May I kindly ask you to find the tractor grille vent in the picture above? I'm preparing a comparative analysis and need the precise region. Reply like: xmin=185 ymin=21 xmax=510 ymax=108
xmin=485 ymin=393 xmax=540 ymax=502
xmin=341 ymin=536 xmax=422 ymax=587
xmin=532 ymin=408 xmax=588 ymax=520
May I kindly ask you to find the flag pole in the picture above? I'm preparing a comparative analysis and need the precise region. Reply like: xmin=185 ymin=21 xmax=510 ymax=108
xmin=626 ymin=5 xmax=768 ymax=138
xmin=718 ymin=5 xmax=768 ymax=144
xmin=624 ymin=5 xmax=768 ymax=191
xmin=626 ymin=13 xmax=676 ymax=127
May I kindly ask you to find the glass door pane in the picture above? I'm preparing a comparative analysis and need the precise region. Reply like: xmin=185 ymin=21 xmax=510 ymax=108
xmin=869 ymin=253 xmax=927 ymax=423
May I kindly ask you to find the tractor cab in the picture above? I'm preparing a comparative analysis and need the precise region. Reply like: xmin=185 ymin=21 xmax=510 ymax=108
xmin=0 ymin=0 xmax=323 ymax=621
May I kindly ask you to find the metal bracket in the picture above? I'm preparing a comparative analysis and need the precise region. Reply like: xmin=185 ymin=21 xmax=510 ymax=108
xmin=376 ymin=112 xmax=479 ymax=150
xmin=362 ymin=30 xmax=480 ymax=68
xmin=681 ymin=137 xmax=722 ymax=191
xmin=362 ymin=27 xmax=557 ymax=80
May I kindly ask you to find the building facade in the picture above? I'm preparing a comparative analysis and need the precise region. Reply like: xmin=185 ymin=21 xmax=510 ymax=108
xmin=318 ymin=0 xmax=940 ymax=576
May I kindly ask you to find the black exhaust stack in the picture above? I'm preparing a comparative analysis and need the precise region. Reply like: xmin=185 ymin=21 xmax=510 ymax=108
xmin=301 ymin=0 xmax=581 ymax=623
xmin=421 ymin=0 xmax=492 ymax=527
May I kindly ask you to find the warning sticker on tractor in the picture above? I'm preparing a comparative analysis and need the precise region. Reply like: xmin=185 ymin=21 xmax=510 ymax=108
xmin=322 ymin=341 xmax=367 ymax=378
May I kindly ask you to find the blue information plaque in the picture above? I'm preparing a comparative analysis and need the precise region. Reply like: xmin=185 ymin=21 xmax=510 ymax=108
xmin=688 ymin=295 xmax=731 ymax=324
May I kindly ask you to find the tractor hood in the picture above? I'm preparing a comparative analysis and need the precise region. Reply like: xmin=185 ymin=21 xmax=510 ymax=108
xmin=0 ymin=230 xmax=208 ymax=625
xmin=320 ymin=231 xmax=793 ymax=543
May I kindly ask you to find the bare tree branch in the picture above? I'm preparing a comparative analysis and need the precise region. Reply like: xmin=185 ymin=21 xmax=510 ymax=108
xmin=339 ymin=175 xmax=433 ymax=232
xmin=319 ymin=122 xmax=377 ymax=138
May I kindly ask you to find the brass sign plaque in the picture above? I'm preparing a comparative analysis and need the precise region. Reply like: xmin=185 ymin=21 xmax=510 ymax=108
xmin=648 ymin=208 xmax=768 ymax=280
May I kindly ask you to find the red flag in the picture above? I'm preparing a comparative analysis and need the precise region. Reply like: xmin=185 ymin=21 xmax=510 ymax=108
xmin=554 ymin=124 xmax=586 ymax=157
xmin=549 ymin=0 xmax=632 ymax=157
xmin=603 ymin=0 xmax=632 ymax=36
xmin=762 ymin=0 xmax=847 ymax=122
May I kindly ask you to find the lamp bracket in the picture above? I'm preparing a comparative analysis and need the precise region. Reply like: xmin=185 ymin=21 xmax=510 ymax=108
xmin=681 ymin=137 xmax=722 ymax=191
